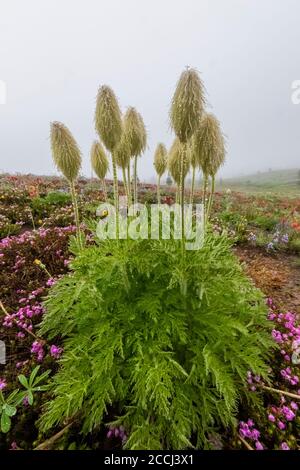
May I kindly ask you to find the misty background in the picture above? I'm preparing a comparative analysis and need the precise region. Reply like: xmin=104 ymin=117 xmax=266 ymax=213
xmin=0 ymin=0 xmax=299 ymax=182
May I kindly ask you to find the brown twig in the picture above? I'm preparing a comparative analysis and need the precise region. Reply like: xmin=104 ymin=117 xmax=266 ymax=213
xmin=260 ymin=384 xmax=300 ymax=401
xmin=238 ymin=436 xmax=254 ymax=450
xmin=34 ymin=422 xmax=73 ymax=450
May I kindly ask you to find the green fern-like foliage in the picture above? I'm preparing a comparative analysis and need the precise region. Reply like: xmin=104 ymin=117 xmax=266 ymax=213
xmin=38 ymin=234 xmax=273 ymax=449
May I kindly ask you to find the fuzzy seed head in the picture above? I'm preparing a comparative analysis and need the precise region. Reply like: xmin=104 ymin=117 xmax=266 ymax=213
xmin=50 ymin=122 xmax=81 ymax=182
xmin=170 ymin=68 xmax=205 ymax=143
xmin=115 ymin=133 xmax=131 ymax=169
xmin=192 ymin=112 xmax=225 ymax=176
xmin=123 ymin=107 xmax=147 ymax=157
xmin=90 ymin=141 xmax=109 ymax=180
xmin=167 ymin=138 xmax=190 ymax=185
xmin=153 ymin=143 xmax=167 ymax=177
xmin=95 ymin=85 xmax=122 ymax=152
xmin=189 ymin=139 xmax=199 ymax=169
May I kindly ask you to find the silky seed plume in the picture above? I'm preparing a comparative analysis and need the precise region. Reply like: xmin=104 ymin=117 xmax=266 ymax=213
xmin=154 ymin=143 xmax=167 ymax=177
xmin=95 ymin=85 xmax=122 ymax=152
xmin=170 ymin=68 xmax=205 ymax=143
xmin=167 ymin=138 xmax=190 ymax=186
xmin=123 ymin=107 xmax=147 ymax=157
xmin=192 ymin=112 xmax=225 ymax=176
xmin=90 ymin=141 xmax=109 ymax=180
xmin=115 ymin=134 xmax=131 ymax=169
xmin=50 ymin=122 xmax=81 ymax=182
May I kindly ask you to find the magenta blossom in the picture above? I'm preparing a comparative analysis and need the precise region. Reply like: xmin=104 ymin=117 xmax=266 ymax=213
xmin=50 ymin=345 xmax=63 ymax=359
xmin=0 ymin=378 xmax=7 ymax=390
xmin=280 ymin=442 xmax=290 ymax=450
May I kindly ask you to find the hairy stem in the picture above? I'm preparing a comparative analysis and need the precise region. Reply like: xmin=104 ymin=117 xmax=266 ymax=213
xmin=202 ymin=174 xmax=208 ymax=231
xmin=101 ymin=179 xmax=107 ymax=202
xmin=179 ymin=144 xmax=186 ymax=253
xmin=111 ymin=153 xmax=119 ymax=239
xmin=189 ymin=166 xmax=195 ymax=206
xmin=157 ymin=175 xmax=161 ymax=205
xmin=122 ymin=167 xmax=129 ymax=202
xmin=206 ymin=175 xmax=215 ymax=219
xmin=133 ymin=156 xmax=138 ymax=206
xmin=69 ymin=181 xmax=82 ymax=248
xmin=127 ymin=163 xmax=132 ymax=205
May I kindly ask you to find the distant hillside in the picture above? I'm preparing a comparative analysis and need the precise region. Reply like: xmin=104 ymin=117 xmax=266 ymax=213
xmin=217 ymin=169 xmax=300 ymax=194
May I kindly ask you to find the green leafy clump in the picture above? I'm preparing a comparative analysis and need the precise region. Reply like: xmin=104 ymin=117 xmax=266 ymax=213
xmin=38 ymin=234 xmax=273 ymax=449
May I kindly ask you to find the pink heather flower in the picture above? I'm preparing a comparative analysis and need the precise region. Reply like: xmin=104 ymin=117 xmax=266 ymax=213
xmin=255 ymin=441 xmax=264 ymax=450
xmin=23 ymin=396 xmax=29 ymax=406
xmin=271 ymin=329 xmax=283 ymax=344
xmin=31 ymin=340 xmax=44 ymax=362
xmin=282 ymin=406 xmax=295 ymax=421
xmin=0 ymin=378 xmax=7 ymax=390
xmin=284 ymin=355 xmax=290 ymax=362
xmin=277 ymin=421 xmax=286 ymax=430
xmin=266 ymin=298 xmax=273 ymax=307
xmin=46 ymin=278 xmax=56 ymax=287
xmin=251 ymin=429 xmax=260 ymax=441
xmin=268 ymin=414 xmax=275 ymax=422
xmin=10 ymin=441 xmax=18 ymax=450
xmin=280 ymin=442 xmax=290 ymax=450
xmin=50 ymin=345 xmax=63 ymax=359
xmin=290 ymin=401 xmax=298 ymax=411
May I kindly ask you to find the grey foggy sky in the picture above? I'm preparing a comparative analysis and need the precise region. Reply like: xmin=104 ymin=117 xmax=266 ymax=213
xmin=0 ymin=0 xmax=300 ymax=181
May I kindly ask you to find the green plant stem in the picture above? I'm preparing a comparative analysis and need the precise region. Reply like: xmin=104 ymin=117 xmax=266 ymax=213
xmin=179 ymin=144 xmax=186 ymax=254
xmin=69 ymin=181 xmax=82 ymax=248
xmin=202 ymin=174 xmax=208 ymax=231
xmin=133 ymin=156 xmax=138 ymax=206
xmin=29 ymin=209 xmax=36 ymax=231
xmin=102 ymin=179 xmax=107 ymax=202
xmin=207 ymin=175 xmax=215 ymax=219
xmin=189 ymin=166 xmax=195 ymax=206
xmin=157 ymin=175 xmax=161 ymax=205
xmin=111 ymin=153 xmax=119 ymax=239
xmin=127 ymin=163 xmax=132 ymax=205
xmin=39 ymin=264 xmax=52 ymax=279
xmin=122 ymin=167 xmax=129 ymax=202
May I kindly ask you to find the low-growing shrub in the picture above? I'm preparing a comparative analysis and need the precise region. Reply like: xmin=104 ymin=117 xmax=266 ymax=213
xmin=38 ymin=233 xmax=273 ymax=449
